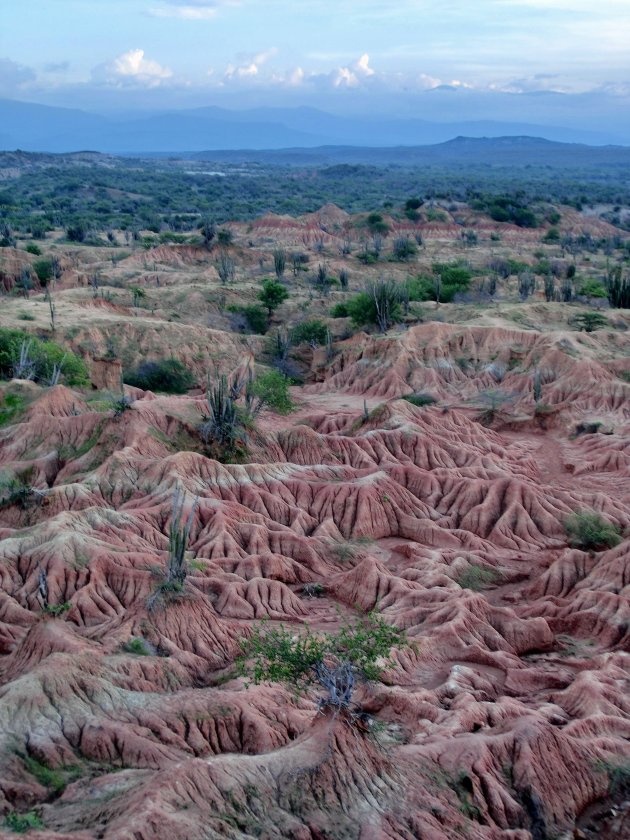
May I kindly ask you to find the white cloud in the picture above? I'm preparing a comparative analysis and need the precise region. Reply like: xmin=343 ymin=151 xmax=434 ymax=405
xmin=355 ymin=53 xmax=374 ymax=77
xmin=223 ymin=48 xmax=277 ymax=81
xmin=93 ymin=49 xmax=173 ymax=87
xmin=332 ymin=66 xmax=359 ymax=88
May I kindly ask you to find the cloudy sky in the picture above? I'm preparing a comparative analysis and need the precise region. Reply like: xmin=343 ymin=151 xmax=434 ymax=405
xmin=2 ymin=0 xmax=630 ymax=126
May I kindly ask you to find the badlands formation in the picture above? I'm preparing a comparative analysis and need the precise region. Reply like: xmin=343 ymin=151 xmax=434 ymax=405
xmin=0 ymin=210 xmax=629 ymax=840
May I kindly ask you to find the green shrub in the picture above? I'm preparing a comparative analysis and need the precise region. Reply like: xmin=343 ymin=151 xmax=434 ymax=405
xmin=457 ymin=566 xmax=499 ymax=591
xmin=4 ymin=810 xmax=44 ymax=833
xmin=403 ymin=392 xmax=437 ymax=407
xmin=239 ymin=613 xmax=404 ymax=707
xmin=125 ymin=358 xmax=195 ymax=393
xmin=330 ymin=302 xmax=350 ymax=318
xmin=291 ymin=320 xmax=328 ymax=345
xmin=0 ymin=393 xmax=25 ymax=427
xmin=570 ymin=312 xmax=609 ymax=333
xmin=228 ymin=304 xmax=268 ymax=334
xmin=25 ymin=243 xmax=42 ymax=255
xmin=565 ymin=510 xmax=622 ymax=551
xmin=123 ymin=637 xmax=151 ymax=655
xmin=542 ymin=227 xmax=560 ymax=243
xmin=251 ymin=370 xmax=293 ymax=413
xmin=32 ymin=258 xmax=54 ymax=285
xmin=578 ymin=279 xmax=607 ymax=299
xmin=0 ymin=328 xmax=89 ymax=386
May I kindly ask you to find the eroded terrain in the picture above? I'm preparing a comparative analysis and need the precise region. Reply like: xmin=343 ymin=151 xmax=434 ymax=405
xmin=1 ymin=207 xmax=629 ymax=839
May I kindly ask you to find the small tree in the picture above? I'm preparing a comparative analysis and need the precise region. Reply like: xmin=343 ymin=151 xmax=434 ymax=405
xmin=259 ymin=279 xmax=289 ymax=320
xmin=240 ymin=614 xmax=404 ymax=710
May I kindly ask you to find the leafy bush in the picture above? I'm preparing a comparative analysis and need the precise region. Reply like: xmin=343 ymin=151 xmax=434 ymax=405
xmin=0 ymin=393 xmax=25 ymax=427
xmin=403 ymin=392 xmax=437 ymax=407
xmin=25 ymin=243 xmax=42 ymax=255
xmin=125 ymin=358 xmax=195 ymax=393
xmin=570 ymin=312 xmax=609 ymax=333
xmin=392 ymin=236 xmax=417 ymax=261
xmin=344 ymin=280 xmax=403 ymax=331
xmin=250 ymin=370 xmax=293 ymax=413
xmin=565 ymin=510 xmax=622 ymax=551
xmin=407 ymin=264 xmax=472 ymax=303
xmin=330 ymin=302 xmax=350 ymax=318
xmin=291 ymin=320 xmax=328 ymax=345
xmin=4 ymin=810 xmax=44 ymax=833
xmin=123 ymin=637 xmax=151 ymax=655
xmin=228 ymin=304 xmax=268 ymax=335
xmin=578 ymin=279 xmax=607 ymax=299
xmin=239 ymin=613 xmax=405 ymax=707
xmin=457 ymin=566 xmax=499 ymax=591
xmin=0 ymin=328 xmax=89 ymax=386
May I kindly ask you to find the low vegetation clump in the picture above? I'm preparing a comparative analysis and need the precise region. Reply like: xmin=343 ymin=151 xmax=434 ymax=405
xmin=570 ymin=312 xmax=609 ymax=333
xmin=407 ymin=263 xmax=472 ymax=303
xmin=248 ymin=369 xmax=293 ymax=414
xmin=457 ymin=565 xmax=499 ymax=591
xmin=403 ymin=392 xmax=437 ymax=407
xmin=239 ymin=613 xmax=405 ymax=710
xmin=0 ymin=392 xmax=25 ymax=427
xmin=291 ymin=320 xmax=328 ymax=345
xmin=343 ymin=279 xmax=404 ymax=331
xmin=0 ymin=328 xmax=89 ymax=386
xmin=3 ymin=810 xmax=44 ymax=833
xmin=124 ymin=358 xmax=195 ymax=393
xmin=565 ymin=511 xmax=622 ymax=551
xmin=227 ymin=303 xmax=268 ymax=334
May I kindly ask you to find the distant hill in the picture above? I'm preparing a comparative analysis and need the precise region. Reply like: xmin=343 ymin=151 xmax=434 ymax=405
xmin=1 ymin=98 xmax=627 ymax=154
xmin=189 ymin=136 xmax=630 ymax=168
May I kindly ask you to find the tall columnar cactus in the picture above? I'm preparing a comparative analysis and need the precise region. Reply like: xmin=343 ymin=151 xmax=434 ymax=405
xmin=167 ymin=488 xmax=198 ymax=586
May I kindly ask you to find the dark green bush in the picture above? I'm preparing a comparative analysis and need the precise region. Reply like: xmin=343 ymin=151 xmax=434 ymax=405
xmin=565 ymin=510 xmax=622 ymax=551
xmin=239 ymin=304 xmax=269 ymax=334
xmin=124 ymin=358 xmax=195 ymax=393
xmin=4 ymin=810 xmax=44 ymax=833
xmin=403 ymin=392 xmax=437 ymax=407
xmin=291 ymin=320 xmax=328 ymax=345
xmin=330 ymin=303 xmax=350 ymax=318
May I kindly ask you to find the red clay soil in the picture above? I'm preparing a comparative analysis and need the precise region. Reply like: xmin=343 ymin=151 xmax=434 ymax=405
xmin=0 ymin=322 xmax=629 ymax=839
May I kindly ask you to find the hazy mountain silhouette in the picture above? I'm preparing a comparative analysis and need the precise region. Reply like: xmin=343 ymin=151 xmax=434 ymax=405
xmin=1 ymin=99 xmax=626 ymax=153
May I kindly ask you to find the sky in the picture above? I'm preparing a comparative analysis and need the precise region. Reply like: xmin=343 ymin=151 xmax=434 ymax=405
xmin=1 ymin=0 xmax=630 ymax=127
